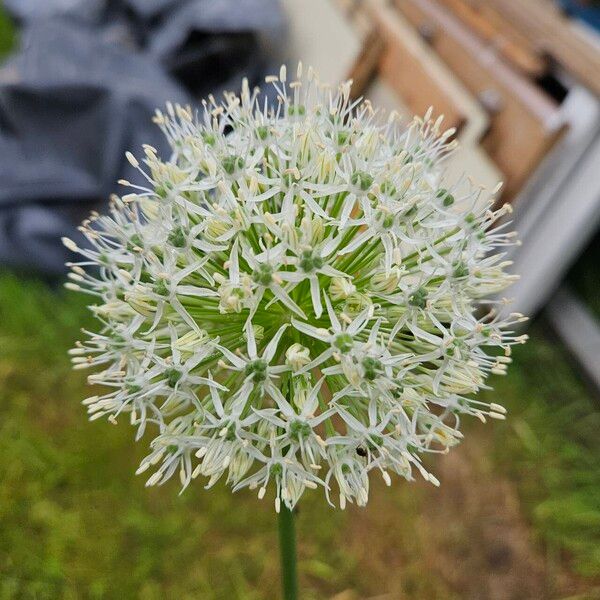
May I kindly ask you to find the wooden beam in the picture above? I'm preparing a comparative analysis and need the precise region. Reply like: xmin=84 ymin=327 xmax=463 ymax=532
xmin=436 ymin=0 xmax=548 ymax=78
xmin=352 ymin=0 xmax=496 ymax=136
xmin=479 ymin=0 xmax=600 ymax=97
xmin=505 ymin=126 xmax=600 ymax=318
xmin=396 ymin=0 xmax=566 ymax=200
xmin=371 ymin=6 xmax=466 ymax=134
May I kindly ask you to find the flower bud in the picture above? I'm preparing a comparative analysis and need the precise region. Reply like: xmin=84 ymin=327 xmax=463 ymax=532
xmin=329 ymin=277 xmax=356 ymax=300
xmin=206 ymin=216 xmax=231 ymax=240
xmin=371 ymin=268 xmax=402 ymax=293
xmin=343 ymin=292 xmax=372 ymax=316
xmin=218 ymin=277 xmax=253 ymax=314
xmin=285 ymin=343 xmax=311 ymax=371
xmin=244 ymin=324 xmax=264 ymax=342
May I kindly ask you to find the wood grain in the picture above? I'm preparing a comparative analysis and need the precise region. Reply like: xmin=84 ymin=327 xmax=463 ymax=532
xmin=477 ymin=0 xmax=600 ymax=97
xmin=436 ymin=0 xmax=548 ymax=77
xmin=396 ymin=0 xmax=566 ymax=200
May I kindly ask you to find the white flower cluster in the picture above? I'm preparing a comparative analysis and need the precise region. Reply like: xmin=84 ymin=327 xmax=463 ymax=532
xmin=65 ymin=64 xmax=526 ymax=512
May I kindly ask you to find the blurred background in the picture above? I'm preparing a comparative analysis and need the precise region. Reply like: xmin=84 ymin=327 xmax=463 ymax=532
xmin=0 ymin=0 xmax=599 ymax=598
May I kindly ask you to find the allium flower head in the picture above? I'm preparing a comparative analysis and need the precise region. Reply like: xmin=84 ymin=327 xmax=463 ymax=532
xmin=65 ymin=64 xmax=526 ymax=512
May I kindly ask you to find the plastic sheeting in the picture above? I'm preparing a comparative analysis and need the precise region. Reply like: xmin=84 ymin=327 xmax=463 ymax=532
xmin=0 ymin=0 xmax=283 ymax=274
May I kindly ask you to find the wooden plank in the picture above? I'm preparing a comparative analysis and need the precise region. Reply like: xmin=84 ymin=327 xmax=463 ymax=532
xmin=505 ymin=130 xmax=600 ymax=318
xmin=365 ymin=1 xmax=467 ymax=133
xmin=512 ymin=87 xmax=600 ymax=232
xmin=396 ymin=0 xmax=566 ymax=200
xmin=436 ymin=0 xmax=548 ymax=77
xmin=479 ymin=0 xmax=600 ymax=97
xmin=503 ymin=87 xmax=600 ymax=319
xmin=346 ymin=1 xmax=503 ymax=199
xmin=356 ymin=0 xmax=501 ymax=142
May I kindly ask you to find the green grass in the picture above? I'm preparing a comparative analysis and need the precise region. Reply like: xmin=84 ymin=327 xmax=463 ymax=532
xmin=0 ymin=5 xmax=15 ymax=58
xmin=488 ymin=332 xmax=600 ymax=577
xmin=0 ymin=272 xmax=599 ymax=598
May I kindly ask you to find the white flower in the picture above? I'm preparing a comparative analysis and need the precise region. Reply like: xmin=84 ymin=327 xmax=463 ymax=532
xmin=217 ymin=320 xmax=290 ymax=409
xmin=65 ymin=64 xmax=525 ymax=512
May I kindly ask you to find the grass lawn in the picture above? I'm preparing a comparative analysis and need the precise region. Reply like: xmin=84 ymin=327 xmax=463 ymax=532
xmin=0 ymin=6 xmax=15 ymax=59
xmin=0 ymin=272 xmax=599 ymax=599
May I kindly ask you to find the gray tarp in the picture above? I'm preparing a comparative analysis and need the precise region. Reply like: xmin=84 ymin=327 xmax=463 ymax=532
xmin=0 ymin=0 xmax=283 ymax=274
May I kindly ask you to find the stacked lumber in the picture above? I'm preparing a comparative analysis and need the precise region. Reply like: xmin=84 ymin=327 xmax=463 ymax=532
xmin=336 ymin=0 xmax=600 ymax=202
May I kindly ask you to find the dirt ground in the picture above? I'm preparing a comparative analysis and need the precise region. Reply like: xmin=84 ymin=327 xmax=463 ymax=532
xmin=320 ymin=431 xmax=597 ymax=600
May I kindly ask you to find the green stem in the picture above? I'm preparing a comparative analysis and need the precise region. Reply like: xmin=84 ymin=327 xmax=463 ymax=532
xmin=278 ymin=505 xmax=298 ymax=600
